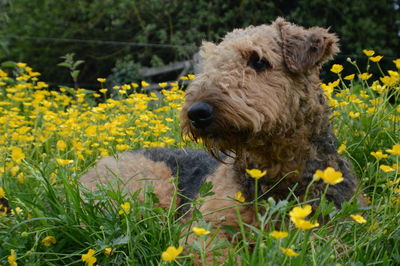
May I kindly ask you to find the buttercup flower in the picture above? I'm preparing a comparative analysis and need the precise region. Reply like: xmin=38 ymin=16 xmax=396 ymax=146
xmin=289 ymin=205 xmax=312 ymax=219
xmin=370 ymin=150 xmax=388 ymax=160
xmin=118 ymin=202 xmax=131 ymax=215
xmin=338 ymin=142 xmax=347 ymax=154
xmin=330 ymin=64 xmax=343 ymax=74
xmin=104 ymin=247 xmax=112 ymax=256
xmin=161 ymin=246 xmax=183 ymax=262
xmin=97 ymin=78 xmax=106 ymax=83
xmin=57 ymin=140 xmax=67 ymax=150
xmin=246 ymin=169 xmax=267 ymax=179
xmin=291 ymin=218 xmax=319 ymax=230
xmin=350 ymin=214 xmax=367 ymax=224
xmin=8 ymin=249 xmax=17 ymax=266
xmin=159 ymin=82 xmax=168 ymax=88
xmin=82 ymin=249 xmax=97 ymax=266
xmin=280 ymin=247 xmax=299 ymax=257
xmin=349 ymin=111 xmax=360 ymax=119
xmin=234 ymin=191 xmax=245 ymax=202
xmin=393 ymin=59 xmax=400 ymax=69
xmin=270 ymin=230 xmax=288 ymax=239
xmin=358 ymin=73 xmax=372 ymax=80
xmin=369 ymin=56 xmax=383 ymax=62
xmin=313 ymin=167 xmax=344 ymax=185
xmin=289 ymin=205 xmax=319 ymax=230
xmin=344 ymin=74 xmax=355 ymax=80
xmin=0 ymin=187 xmax=5 ymax=198
xmin=380 ymin=165 xmax=395 ymax=172
xmin=363 ymin=49 xmax=375 ymax=57
xmin=56 ymin=159 xmax=74 ymax=165
xmin=11 ymin=147 xmax=25 ymax=164
xmin=192 ymin=226 xmax=211 ymax=235
xmin=386 ymin=144 xmax=400 ymax=156
xmin=42 ymin=236 xmax=57 ymax=246
xmin=141 ymin=81 xmax=150 ymax=87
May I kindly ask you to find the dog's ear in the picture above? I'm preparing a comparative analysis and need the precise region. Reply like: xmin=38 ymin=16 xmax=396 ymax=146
xmin=274 ymin=17 xmax=339 ymax=73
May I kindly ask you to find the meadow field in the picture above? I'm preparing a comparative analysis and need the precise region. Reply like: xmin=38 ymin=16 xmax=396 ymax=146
xmin=0 ymin=51 xmax=399 ymax=265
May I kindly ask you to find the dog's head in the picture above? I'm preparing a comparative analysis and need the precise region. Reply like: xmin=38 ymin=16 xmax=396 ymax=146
xmin=181 ymin=18 xmax=339 ymax=155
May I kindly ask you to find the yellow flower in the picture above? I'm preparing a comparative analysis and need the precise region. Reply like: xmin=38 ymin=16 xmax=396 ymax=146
xmin=161 ymin=246 xmax=183 ymax=262
xmin=393 ymin=59 xmax=400 ymax=69
xmin=104 ymin=247 xmax=112 ymax=256
xmin=289 ymin=205 xmax=319 ymax=230
xmin=97 ymin=78 xmax=106 ymax=83
xmin=369 ymin=56 xmax=383 ymax=62
xmin=330 ymin=64 xmax=343 ymax=74
xmin=56 ymin=159 xmax=74 ymax=165
xmin=270 ymin=230 xmax=288 ymax=239
xmin=159 ymin=82 xmax=168 ymax=88
xmin=349 ymin=111 xmax=360 ymax=119
xmin=0 ymin=187 xmax=5 ymax=198
xmin=180 ymin=76 xmax=188 ymax=80
xmin=187 ymin=74 xmax=196 ymax=80
xmin=118 ymin=201 xmax=131 ymax=215
xmin=11 ymin=147 xmax=25 ymax=164
xmin=344 ymin=74 xmax=355 ymax=80
xmin=8 ymin=249 xmax=17 ymax=266
xmin=380 ymin=76 xmax=397 ymax=86
xmin=380 ymin=165 xmax=395 ymax=173
xmin=16 ymin=62 xmax=27 ymax=68
xmin=338 ymin=142 xmax=346 ymax=154
xmin=82 ymin=249 xmax=97 ymax=266
xmin=350 ymin=214 xmax=367 ymax=224
xmin=370 ymin=150 xmax=388 ymax=160
xmin=116 ymin=144 xmax=130 ymax=151
xmin=313 ymin=167 xmax=344 ymax=185
xmin=367 ymin=107 xmax=377 ymax=114
xmin=358 ymin=73 xmax=372 ymax=80
xmin=57 ymin=140 xmax=67 ymax=150
xmin=0 ymin=69 xmax=8 ymax=77
xmin=246 ymin=168 xmax=267 ymax=179
xmin=280 ymin=247 xmax=299 ymax=257
xmin=99 ymin=88 xmax=108 ymax=93
xmin=41 ymin=236 xmax=57 ymax=246
xmin=234 ymin=191 xmax=245 ymax=202
xmin=386 ymin=144 xmax=400 ymax=156
xmin=192 ymin=226 xmax=211 ymax=235
xmin=17 ymin=173 xmax=26 ymax=184
xmin=141 ymin=81 xmax=150 ymax=87
xmin=291 ymin=218 xmax=319 ymax=230
xmin=363 ymin=49 xmax=375 ymax=57
xmin=289 ymin=205 xmax=312 ymax=219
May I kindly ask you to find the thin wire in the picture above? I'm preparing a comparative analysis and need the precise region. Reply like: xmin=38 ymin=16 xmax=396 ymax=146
xmin=5 ymin=35 xmax=197 ymax=49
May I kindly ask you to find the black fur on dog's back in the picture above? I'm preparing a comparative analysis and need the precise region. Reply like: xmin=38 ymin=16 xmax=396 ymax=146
xmin=138 ymin=148 xmax=221 ymax=213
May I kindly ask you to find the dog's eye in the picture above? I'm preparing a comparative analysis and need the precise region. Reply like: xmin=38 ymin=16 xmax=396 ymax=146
xmin=247 ymin=54 xmax=271 ymax=72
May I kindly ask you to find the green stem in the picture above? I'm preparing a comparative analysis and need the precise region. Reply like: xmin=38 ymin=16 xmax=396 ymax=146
xmin=254 ymin=179 xmax=259 ymax=218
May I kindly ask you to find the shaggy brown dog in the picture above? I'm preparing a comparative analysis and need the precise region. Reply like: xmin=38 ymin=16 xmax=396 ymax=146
xmin=81 ymin=17 xmax=358 ymax=257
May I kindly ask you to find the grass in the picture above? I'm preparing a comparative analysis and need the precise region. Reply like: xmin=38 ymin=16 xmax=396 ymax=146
xmin=0 ymin=54 xmax=399 ymax=265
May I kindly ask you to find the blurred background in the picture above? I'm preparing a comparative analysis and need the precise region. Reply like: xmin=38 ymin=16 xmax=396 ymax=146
xmin=0 ymin=0 xmax=399 ymax=89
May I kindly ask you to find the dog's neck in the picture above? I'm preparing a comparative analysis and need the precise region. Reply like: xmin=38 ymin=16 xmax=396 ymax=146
xmin=232 ymin=119 xmax=337 ymax=201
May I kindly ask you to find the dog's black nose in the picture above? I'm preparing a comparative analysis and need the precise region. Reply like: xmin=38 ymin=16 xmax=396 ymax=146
xmin=187 ymin=102 xmax=214 ymax=129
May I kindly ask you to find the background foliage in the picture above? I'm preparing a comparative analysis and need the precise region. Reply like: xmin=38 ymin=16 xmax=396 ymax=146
xmin=0 ymin=0 xmax=399 ymax=87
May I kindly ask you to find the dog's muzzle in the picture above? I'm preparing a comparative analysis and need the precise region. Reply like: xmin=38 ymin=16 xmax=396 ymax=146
xmin=187 ymin=101 xmax=214 ymax=129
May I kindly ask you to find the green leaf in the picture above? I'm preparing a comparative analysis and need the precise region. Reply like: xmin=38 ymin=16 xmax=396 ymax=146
xmin=57 ymin=62 xmax=72 ymax=68
xmin=71 ymin=70 xmax=80 ymax=81
xmin=73 ymin=60 xmax=85 ymax=69
xmin=199 ymin=181 xmax=214 ymax=198
xmin=1 ymin=61 xmax=16 ymax=68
